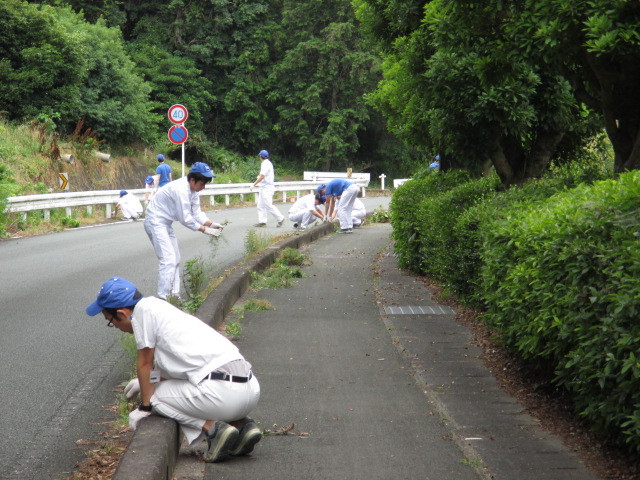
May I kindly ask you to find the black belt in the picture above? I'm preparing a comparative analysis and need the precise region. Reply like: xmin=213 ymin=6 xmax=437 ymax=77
xmin=203 ymin=371 xmax=252 ymax=383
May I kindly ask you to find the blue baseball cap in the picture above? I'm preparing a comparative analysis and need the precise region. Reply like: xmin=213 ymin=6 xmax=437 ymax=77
xmin=157 ymin=154 xmax=165 ymax=161
xmin=119 ymin=189 xmax=127 ymax=196
xmin=86 ymin=277 xmax=142 ymax=316
xmin=435 ymin=155 xmax=440 ymax=161
xmin=145 ymin=175 xmax=154 ymax=184
xmin=189 ymin=162 xmax=215 ymax=178
xmin=258 ymin=150 xmax=269 ymax=158
xmin=317 ymin=184 xmax=326 ymax=194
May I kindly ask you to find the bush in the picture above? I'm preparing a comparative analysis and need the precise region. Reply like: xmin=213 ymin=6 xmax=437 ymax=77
xmin=454 ymin=166 xmax=613 ymax=308
xmin=481 ymin=170 xmax=640 ymax=451
xmin=415 ymin=173 xmax=501 ymax=284
xmin=390 ymin=170 xmax=471 ymax=272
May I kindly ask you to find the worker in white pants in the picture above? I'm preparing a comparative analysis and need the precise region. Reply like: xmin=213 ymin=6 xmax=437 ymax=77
xmin=144 ymin=162 xmax=223 ymax=299
xmin=86 ymin=277 xmax=262 ymax=463
xmin=351 ymin=198 xmax=366 ymax=226
xmin=288 ymin=193 xmax=325 ymax=229
xmin=318 ymin=179 xmax=360 ymax=233
xmin=115 ymin=190 xmax=143 ymax=220
xmin=252 ymin=150 xmax=284 ymax=227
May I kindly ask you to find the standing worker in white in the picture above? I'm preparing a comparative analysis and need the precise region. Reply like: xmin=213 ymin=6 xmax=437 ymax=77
xmin=144 ymin=162 xmax=223 ymax=300
xmin=251 ymin=150 xmax=285 ymax=228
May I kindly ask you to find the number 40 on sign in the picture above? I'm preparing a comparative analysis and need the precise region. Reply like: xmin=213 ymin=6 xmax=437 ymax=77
xmin=168 ymin=104 xmax=189 ymax=124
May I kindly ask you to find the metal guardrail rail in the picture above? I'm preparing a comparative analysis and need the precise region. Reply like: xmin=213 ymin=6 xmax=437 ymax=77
xmin=5 ymin=179 xmax=369 ymax=220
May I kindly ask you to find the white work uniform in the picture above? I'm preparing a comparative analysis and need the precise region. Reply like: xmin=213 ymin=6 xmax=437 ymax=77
xmin=336 ymin=184 xmax=360 ymax=229
xmin=144 ymin=182 xmax=157 ymax=204
xmin=288 ymin=193 xmax=320 ymax=228
xmin=132 ymin=297 xmax=260 ymax=445
xmin=256 ymin=159 xmax=284 ymax=224
xmin=143 ymin=177 xmax=210 ymax=299
xmin=351 ymin=198 xmax=366 ymax=226
xmin=117 ymin=193 xmax=143 ymax=219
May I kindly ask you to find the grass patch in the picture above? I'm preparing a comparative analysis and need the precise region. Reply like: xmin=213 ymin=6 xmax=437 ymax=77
xmin=277 ymin=247 xmax=311 ymax=266
xmin=244 ymin=228 xmax=274 ymax=256
xmin=250 ymin=264 xmax=304 ymax=290
xmin=368 ymin=206 xmax=390 ymax=223
xmin=221 ymin=321 xmax=243 ymax=340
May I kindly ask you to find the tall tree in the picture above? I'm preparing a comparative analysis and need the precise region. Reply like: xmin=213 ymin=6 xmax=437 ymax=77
xmin=518 ymin=0 xmax=640 ymax=173
xmin=0 ymin=1 xmax=86 ymax=122
xmin=356 ymin=0 xmax=600 ymax=186
xmin=266 ymin=0 xmax=380 ymax=170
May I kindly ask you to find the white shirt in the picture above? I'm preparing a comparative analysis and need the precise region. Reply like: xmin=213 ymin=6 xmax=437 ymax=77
xmin=131 ymin=297 xmax=244 ymax=385
xmin=257 ymin=159 xmax=275 ymax=187
xmin=117 ymin=193 xmax=143 ymax=214
xmin=289 ymin=194 xmax=316 ymax=216
xmin=144 ymin=177 xmax=209 ymax=230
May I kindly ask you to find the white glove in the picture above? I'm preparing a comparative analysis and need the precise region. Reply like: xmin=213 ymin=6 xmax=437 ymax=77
xmin=203 ymin=226 xmax=222 ymax=237
xmin=124 ymin=378 xmax=140 ymax=400
xmin=210 ymin=222 xmax=224 ymax=230
xmin=128 ymin=408 xmax=152 ymax=430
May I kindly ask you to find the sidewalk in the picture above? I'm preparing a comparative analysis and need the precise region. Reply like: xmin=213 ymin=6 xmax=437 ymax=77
xmin=173 ymin=223 xmax=599 ymax=480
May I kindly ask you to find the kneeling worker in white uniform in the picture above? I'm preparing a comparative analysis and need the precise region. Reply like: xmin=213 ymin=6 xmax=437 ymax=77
xmin=288 ymin=193 xmax=325 ymax=229
xmin=115 ymin=190 xmax=143 ymax=220
xmin=351 ymin=198 xmax=366 ymax=227
xmin=86 ymin=276 xmax=262 ymax=463
xmin=144 ymin=162 xmax=223 ymax=300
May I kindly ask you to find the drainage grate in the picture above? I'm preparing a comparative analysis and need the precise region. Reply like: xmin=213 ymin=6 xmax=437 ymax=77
xmin=383 ymin=305 xmax=455 ymax=315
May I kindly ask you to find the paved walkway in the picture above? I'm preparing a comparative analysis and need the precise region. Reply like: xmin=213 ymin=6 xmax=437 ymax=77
xmin=173 ymin=223 xmax=599 ymax=480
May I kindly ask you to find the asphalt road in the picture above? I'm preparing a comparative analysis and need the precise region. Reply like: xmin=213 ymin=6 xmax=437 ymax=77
xmin=0 ymin=196 xmax=390 ymax=479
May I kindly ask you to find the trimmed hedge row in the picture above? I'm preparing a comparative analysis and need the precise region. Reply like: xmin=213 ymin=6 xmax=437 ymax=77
xmin=391 ymin=168 xmax=640 ymax=453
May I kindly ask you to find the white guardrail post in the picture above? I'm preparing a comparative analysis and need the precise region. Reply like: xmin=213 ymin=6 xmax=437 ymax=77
xmin=5 ymin=179 xmax=369 ymax=217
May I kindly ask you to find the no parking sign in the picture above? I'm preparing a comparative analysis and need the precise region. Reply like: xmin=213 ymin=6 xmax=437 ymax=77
xmin=168 ymin=124 xmax=189 ymax=144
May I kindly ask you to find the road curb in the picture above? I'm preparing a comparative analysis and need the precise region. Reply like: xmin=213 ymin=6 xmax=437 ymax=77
xmin=113 ymin=221 xmax=334 ymax=480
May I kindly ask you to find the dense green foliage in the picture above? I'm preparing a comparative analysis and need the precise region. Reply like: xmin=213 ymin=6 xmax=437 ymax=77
xmin=483 ymin=171 xmax=640 ymax=451
xmin=0 ymin=0 xmax=420 ymax=177
xmin=0 ymin=1 xmax=155 ymax=141
xmin=355 ymin=0 xmax=640 ymax=184
xmin=389 ymin=162 xmax=640 ymax=454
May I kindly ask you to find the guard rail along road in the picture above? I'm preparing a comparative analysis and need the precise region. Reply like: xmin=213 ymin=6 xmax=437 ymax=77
xmin=5 ymin=178 xmax=369 ymax=220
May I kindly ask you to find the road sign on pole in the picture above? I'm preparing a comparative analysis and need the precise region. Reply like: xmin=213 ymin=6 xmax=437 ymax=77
xmin=168 ymin=104 xmax=189 ymax=124
xmin=59 ymin=172 xmax=69 ymax=190
xmin=168 ymin=125 xmax=189 ymax=145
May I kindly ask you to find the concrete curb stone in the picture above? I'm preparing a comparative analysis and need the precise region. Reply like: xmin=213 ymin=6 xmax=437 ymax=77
xmin=112 ymin=221 xmax=334 ymax=480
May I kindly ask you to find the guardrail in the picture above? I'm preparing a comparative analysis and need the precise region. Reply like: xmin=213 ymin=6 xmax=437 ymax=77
xmin=303 ymin=171 xmax=371 ymax=182
xmin=5 ymin=179 xmax=369 ymax=221
xmin=393 ymin=178 xmax=411 ymax=188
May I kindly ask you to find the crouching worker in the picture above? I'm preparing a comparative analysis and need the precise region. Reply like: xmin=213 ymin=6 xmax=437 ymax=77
xmin=86 ymin=276 xmax=262 ymax=462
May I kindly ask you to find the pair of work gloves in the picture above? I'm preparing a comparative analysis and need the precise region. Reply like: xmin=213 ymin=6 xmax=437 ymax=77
xmin=123 ymin=378 xmax=149 ymax=430
xmin=202 ymin=222 xmax=224 ymax=237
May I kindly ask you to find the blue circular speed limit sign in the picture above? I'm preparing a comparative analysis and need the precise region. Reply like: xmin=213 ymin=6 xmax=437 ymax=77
xmin=168 ymin=125 xmax=189 ymax=144
xmin=168 ymin=104 xmax=189 ymax=124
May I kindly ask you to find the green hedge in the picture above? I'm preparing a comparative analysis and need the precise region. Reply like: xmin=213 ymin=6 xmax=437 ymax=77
xmin=390 ymin=166 xmax=640 ymax=453
xmin=391 ymin=170 xmax=471 ymax=272
xmin=415 ymin=173 xmax=501 ymax=282
xmin=482 ymin=170 xmax=640 ymax=450
xmin=453 ymin=169 xmax=611 ymax=308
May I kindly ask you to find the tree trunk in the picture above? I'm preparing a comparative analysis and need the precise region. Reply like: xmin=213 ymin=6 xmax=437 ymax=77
xmin=586 ymin=52 xmax=640 ymax=172
xmin=489 ymin=129 xmax=563 ymax=188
